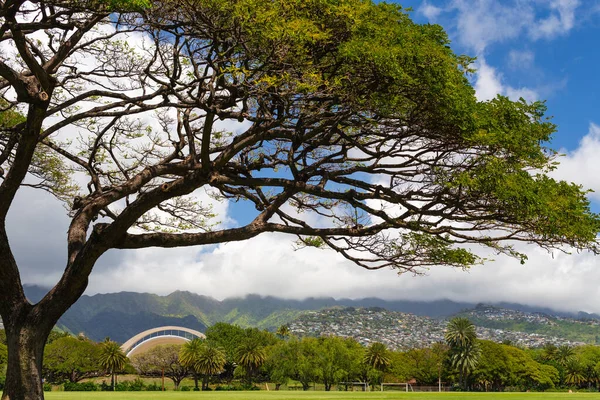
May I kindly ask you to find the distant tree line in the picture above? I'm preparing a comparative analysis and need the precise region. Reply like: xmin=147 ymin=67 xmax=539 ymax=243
xmin=1 ymin=319 xmax=600 ymax=392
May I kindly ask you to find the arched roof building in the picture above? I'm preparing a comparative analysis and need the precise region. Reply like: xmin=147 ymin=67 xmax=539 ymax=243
xmin=120 ymin=326 xmax=205 ymax=358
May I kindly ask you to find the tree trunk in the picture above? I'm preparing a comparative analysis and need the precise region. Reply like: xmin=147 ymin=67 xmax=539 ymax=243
xmin=193 ymin=373 xmax=199 ymax=391
xmin=2 ymin=322 xmax=48 ymax=400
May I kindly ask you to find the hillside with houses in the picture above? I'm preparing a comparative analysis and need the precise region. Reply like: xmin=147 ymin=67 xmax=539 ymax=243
xmin=288 ymin=305 xmax=595 ymax=349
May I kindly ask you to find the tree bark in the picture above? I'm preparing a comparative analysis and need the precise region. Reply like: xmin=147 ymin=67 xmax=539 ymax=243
xmin=2 ymin=317 xmax=49 ymax=400
xmin=192 ymin=373 xmax=198 ymax=391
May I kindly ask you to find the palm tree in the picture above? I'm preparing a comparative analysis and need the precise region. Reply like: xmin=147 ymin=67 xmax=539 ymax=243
xmin=236 ymin=339 xmax=267 ymax=385
xmin=450 ymin=341 xmax=481 ymax=390
xmin=541 ymin=344 xmax=558 ymax=362
xmin=195 ymin=343 xmax=227 ymax=390
xmin=445 ymin=317 xmax=477 ymax=349
xmin=98 ymin=339 xmax=128 ymax=391
xmin=565 ymin=359 xmax=585 ymax=387
xmin=445 ymin=317 xmax=479 ymax=390
xmin=179 ymin=338 xmax=204 ymax=390
xmin=276 ymin=325 xmax=290 ymax=339
xmin=364 ymin=342 xmax=391 ymax=372
xmin=557 ymin=345 xmax=575 ymax=367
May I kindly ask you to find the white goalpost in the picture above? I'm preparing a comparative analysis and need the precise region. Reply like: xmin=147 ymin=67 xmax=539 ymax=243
xmin=380 ymin=382 xmax=413 ymax=392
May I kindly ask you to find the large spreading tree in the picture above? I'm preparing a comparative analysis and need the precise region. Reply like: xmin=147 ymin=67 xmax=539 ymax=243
xmin=1 ymin=0 xmax=599 ymax=398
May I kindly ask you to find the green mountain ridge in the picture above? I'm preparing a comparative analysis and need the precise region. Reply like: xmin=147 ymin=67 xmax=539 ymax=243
xmin=19 ymin=286 xmax=600 ymax=345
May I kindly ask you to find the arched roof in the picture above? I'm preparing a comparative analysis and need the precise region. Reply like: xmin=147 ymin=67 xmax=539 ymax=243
xmin=121 ymin=326 xmax=205 ymax=357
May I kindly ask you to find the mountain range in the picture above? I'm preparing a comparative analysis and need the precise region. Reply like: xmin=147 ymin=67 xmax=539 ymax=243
xmin=18 ymin=285 xmax=600 ymax=344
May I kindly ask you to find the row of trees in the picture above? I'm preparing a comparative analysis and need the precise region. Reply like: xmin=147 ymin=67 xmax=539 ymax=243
xmin=440 ymin=318 xmax=600 ymax=391
xmin=4 ymin=320 xmax=600 ymax=392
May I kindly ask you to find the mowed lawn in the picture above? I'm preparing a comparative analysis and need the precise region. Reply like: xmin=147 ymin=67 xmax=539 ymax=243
xmin=44 ymin=392 xmax=599 ymax=400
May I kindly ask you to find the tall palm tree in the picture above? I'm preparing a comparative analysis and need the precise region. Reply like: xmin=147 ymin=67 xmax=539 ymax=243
xmin=236 ymin=339 xmax=267 ymax=384
xmin=179 ymin=338 xmax=204 ymax=390
xmin=98 ymin=339 xmax=128 ymax=391
xmin=445 ymin=317 xmax=477 ymax=349
xmin=195 ymin=342 xmax=227 ymax=390
xmin=445 ymin=317 xmax=479 ymax=390
xmin=364 ymin=342 xmax=391 ymax=372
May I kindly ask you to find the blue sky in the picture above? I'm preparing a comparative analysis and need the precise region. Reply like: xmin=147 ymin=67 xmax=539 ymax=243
xmin=403 ymin=0 xmax=600 ymax=153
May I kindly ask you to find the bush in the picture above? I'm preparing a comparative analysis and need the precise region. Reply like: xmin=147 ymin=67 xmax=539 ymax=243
xmin=214 ymin=383 xmax=258 ymax=391
xmin=63 ymin=381 xmax=99 ymax=391
xmin=215 ymin=384 xmax=242 ymax=391
xmin=0 ymin=375 xmax=5 ymax=390
xmin=180 ymin=385 xmax=191 ymax=391
xmin=129 ymin=378 xmax=146 ymax=391
xmin=145 ymin=382 xmax=162 ymax=391
xmin=111 ymin=378 xmax=146 ymax=391
xmin=43 ymin=383 xmax=52 ymax=392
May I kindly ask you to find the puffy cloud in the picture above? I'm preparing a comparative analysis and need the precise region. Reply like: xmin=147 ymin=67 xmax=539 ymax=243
xmin=451 ymin=0 xmax=534 ymax=53
xmin=474 ymin=58 xmax=539 ymax=102
xmin=419 ymin=2 xmax=444 ymax=20
xmin=78 ymin=230 xmax=600 ymax=314
xmin=443 ymin=0 xmax=579 ymax=53
xmin=530 ymin=0 xmax=580 ymax=40
xmin=552 ymin=123 xmax=600 ymax=201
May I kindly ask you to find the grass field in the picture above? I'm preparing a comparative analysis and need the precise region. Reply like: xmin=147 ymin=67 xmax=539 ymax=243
xmin=44 ymin=392 xmax=599 ymax=400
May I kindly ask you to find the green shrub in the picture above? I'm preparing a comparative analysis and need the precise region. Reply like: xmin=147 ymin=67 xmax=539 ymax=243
xmin=215 ymin=384 xmax=241 ymax=391
xmin=145 ymin=382 xmax=162 ymax=391
xmin=180 ymin=385 xmax=191 ymax=391
xmin=63 ymin=381 xmax=99 ymax=391
xmin=113 ymin=378 xmax=145 ymax=391
xmin=214 ymin=383 xmax=257 ymax=391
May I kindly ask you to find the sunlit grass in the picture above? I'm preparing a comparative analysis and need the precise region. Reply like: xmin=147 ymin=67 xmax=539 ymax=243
xmin=44 ymin=391 xmax=599 ymax=400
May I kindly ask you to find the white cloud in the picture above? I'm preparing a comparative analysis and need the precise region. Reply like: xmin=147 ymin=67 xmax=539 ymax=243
xmin=474 ymin=58 xmax=539 ymax=102
xmin=451 ymin=0 xmax=535 ymax=53
xmin=508 ymin=50 xmax=535 ymax=70
xmin=474 ymin=59 xmax=505 ymax=101
xmin=78 ymin=230 xmax=600 ymax=314
xmin=552 ymin=123 xmax=600 ymax=201
xmin=505 ymin=86 xmax=539 ymax=102
xmin=441 ymin=1 xmax=579 ymax=53
xmin=530 ymin=0 xmax=580 ymax=40
xmin=420 ymin=2 xmax=444 ymax=20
